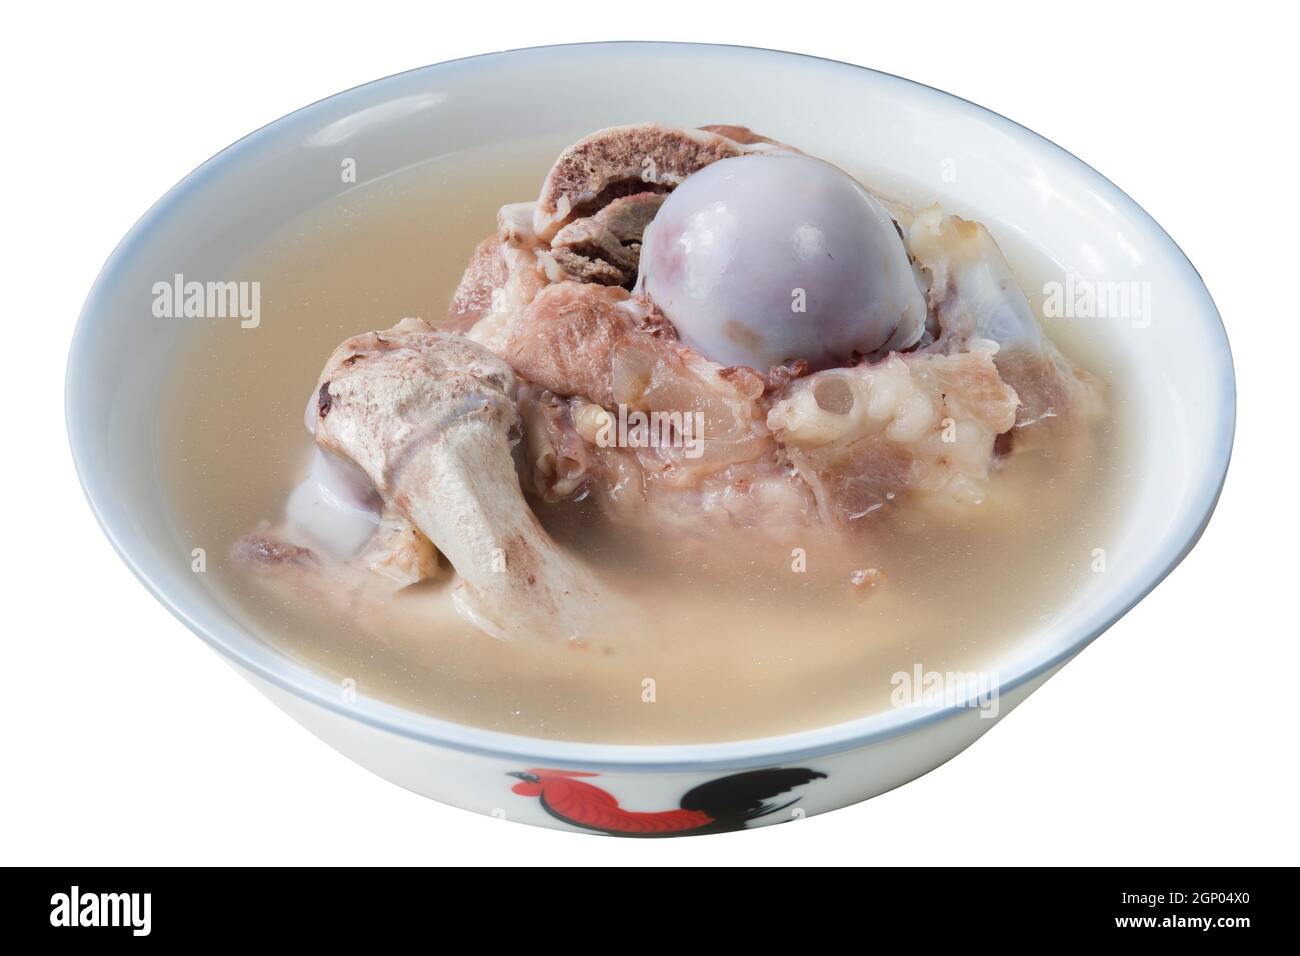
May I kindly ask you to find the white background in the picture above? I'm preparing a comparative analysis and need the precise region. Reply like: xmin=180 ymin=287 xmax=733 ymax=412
xmin=4 ymin=2 xmax=1295 ymax=865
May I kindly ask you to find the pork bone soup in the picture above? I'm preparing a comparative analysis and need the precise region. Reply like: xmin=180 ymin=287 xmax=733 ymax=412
xmin=162 ymin=125 xmax=1131 ymax=744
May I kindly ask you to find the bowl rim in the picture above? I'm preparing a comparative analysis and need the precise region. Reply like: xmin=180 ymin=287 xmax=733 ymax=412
xmin=66 ymin=40 xmax=1236 ymax=771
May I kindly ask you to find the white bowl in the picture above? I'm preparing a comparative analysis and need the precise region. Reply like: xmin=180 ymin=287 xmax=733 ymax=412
xmin=67 ymin=42 xmax=1235 ymax=835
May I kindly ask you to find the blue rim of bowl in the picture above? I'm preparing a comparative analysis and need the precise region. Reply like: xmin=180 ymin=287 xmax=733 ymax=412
xmin=66 ymin=41 xmax=1236 ymax=772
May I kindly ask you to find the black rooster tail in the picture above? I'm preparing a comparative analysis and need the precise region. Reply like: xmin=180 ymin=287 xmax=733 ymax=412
xmin=744 ymin=797 xmax=801 ymax=824
xmin=679 ymin=767 xmax=826 ymax=832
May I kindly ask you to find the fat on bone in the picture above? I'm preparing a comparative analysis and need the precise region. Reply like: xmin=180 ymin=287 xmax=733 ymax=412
xmin=907 ymin=207 xmax=1042 ymax=353
xmin=905 ymin=206 xmax=1104 ymax=449
xmin=499 ymin=281 xmax=773 ymax=483
xmin=767 ymin=346 xmax=1020 ymax=523
xmin=310 ymin=318 xmax=622 ymax=643
xmin=457 ymin=202 xmax=553 ymax=353
xmin=517 ymin=381 xmax=818 ymax=539
xmin=532 ymin=123 xmax=780 ymax=242
xmin=501 ymin=282 xmax=821 ymax=535
xmin=447 ymin=233 xmax=509 ymax=331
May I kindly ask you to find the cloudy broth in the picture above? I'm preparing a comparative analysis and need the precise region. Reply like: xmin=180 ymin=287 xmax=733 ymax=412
xmin=160 ymin=136 xmax=1133 ymax=744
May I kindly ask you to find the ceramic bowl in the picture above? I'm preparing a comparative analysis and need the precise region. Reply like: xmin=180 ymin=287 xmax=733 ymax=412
xmin=67 ymin=42 xmax=1234 ymax=836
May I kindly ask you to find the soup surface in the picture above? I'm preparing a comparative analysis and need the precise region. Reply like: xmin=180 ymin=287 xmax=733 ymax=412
xmin=160 ymin=134 xmax=1133 ymax=744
